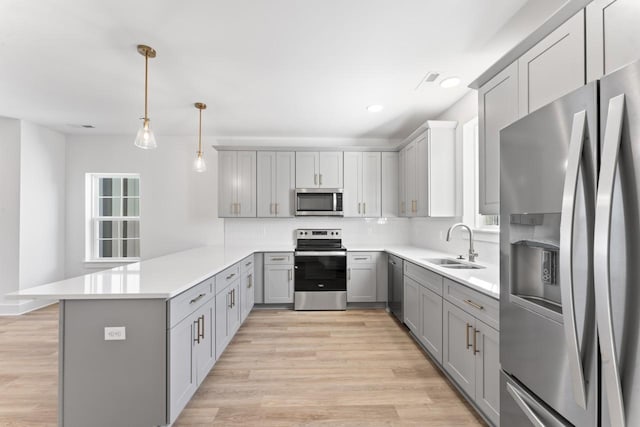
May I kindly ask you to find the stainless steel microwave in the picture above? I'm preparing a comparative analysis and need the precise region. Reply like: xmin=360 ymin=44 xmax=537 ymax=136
xmin=295 ymin=189 xmax=344 ymax=216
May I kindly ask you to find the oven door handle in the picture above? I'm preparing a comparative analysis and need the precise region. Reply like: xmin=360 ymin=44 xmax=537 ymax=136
xmin=294 ymin=251 xmax=347 ymax=256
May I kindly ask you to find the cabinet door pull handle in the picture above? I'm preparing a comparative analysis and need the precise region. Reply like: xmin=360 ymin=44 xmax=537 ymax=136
xmin=245 ymin=261 xmax=252 ymax=267
xmin=473 ymin=329 xmax=480 ymax=354
xmin=319 ymin=174 xmax=323 ymax=186
xmin=464 ymin=299 xmax=484 ymax=310
xmin=271 ymin=257 xmax=286 ymax=261
xmin=358 ymin=203 xmax=361 ymax=214
xmin=189 ymin=293 xmax=206 ymax=304
xmin=466 ymin=323 xmax=472 ymax=349
xmin=354 ymin=257 xmax=367 ymax=260
xmin=228 ymin=291 xmax=232 ymax=308
xmin=232 ymin=289 xmax=236 ymax=307
xmin=314 ymin=174 xmax=318 ymax=185
xmin=226 ymin=273 xmax=236 ymax=280
xmin=288 ymin=269 xmax=292 ymax=281
xmin=193 ymin=319 xmax=201 ymax=344
xmin=199 ymin=315 xmax=205 ymax=340
xmin=363 ymin=202 xmax=366 ymax=215
xmin=348 ymin=268 xmax=351 ymax=281
xmin=248 ymin=274 xmax=253 ymax=288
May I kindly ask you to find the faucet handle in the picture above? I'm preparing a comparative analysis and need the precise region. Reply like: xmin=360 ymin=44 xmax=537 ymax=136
xmin=456 ymin=255 xmax=465 ymax=260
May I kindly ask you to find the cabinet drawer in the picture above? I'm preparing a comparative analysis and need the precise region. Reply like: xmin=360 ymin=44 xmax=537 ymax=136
xmin=404 ymin=262 xmax=443 ymax=296
xmin=264 ymin=252 xmax=293 ymax=265
xmin=167 ymin=278 xmax=213 ymax=328
xmin=240 ymin=254 xmax=254 ymax=273
xmin=348 ymin=252 xmax=376 ymax=264
xmin=444 ymin=278 xmax=499 ymax=330
xmin=215 ymin=264 xmax=240 ymax=294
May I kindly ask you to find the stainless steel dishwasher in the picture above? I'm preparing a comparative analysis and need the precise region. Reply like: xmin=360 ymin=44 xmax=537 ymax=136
xmin=387 ymin=254 xmax=403 ymax=321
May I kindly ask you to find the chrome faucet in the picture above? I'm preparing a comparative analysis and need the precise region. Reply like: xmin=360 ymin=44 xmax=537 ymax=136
xmin=446 ymin=223 xmax=478 ymax=262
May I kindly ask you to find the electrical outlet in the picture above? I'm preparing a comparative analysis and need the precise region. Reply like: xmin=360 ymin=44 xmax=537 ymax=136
xmin=104 ymin=326 xmax=126 ymax=341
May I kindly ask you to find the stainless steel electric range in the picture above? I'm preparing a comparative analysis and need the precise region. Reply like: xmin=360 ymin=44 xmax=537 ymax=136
xmin=294 ymin=229 xmax=347 ymax=310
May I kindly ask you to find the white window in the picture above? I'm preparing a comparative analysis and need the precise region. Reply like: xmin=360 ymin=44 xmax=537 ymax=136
xmin=462 ymin=117 xmax=499 ymax=232
xmin=86 ymin=174 xmax=141 ymax=262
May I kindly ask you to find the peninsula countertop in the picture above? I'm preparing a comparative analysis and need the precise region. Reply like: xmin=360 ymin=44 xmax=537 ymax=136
xmin=9 ymin=244 xmax=498 ymax=301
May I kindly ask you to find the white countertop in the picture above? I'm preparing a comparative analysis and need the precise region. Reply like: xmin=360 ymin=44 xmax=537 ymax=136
xmin=9 ymin=244 xmax=498 ymax=301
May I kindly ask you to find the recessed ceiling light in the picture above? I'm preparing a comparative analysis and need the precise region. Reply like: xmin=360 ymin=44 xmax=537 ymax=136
xmin=440 ymin=77 xmax=461 ymax=88
xmin=367 ymin=105 xmax=384 ymax=113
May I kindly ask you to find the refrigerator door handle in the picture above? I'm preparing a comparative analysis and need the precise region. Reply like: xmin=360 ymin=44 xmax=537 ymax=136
xmin=558 ymin=109 xmax=590 ymax=409
xmin=594 ymin=93 xmax=626 ymax=427
xmin=506 ymin=383 xmax=546 ymax=427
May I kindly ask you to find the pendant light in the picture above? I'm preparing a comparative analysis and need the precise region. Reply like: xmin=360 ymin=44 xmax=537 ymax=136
xmin=134 ymin=45 xmax=157 ymax=149
xmin=193 ymin=103 xmax=207 ymax=172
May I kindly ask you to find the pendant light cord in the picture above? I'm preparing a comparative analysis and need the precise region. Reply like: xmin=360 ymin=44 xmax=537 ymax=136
xmin=144 ymin=52 xmax=149 ymax=121
xmin=198 ymin=108 xmax=203 ymax=155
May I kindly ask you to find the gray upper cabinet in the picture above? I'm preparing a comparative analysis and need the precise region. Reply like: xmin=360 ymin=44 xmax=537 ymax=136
xmin=398 ymin=149 xmax=407 ymax=216
xmin=381 ymin=152 xmax=399 ymax=217
xmin=257 ymin=151 xmax=295 ymax=217
xmin=295 ymin=151 xmax=343 ymax=189
xmin=586 ymin=0 xmax=640 ymax=81
xmin=218 ymin=151 xmax=257 ymax=217
xmin=401 ymin=122 xmax=456 ymax=217
xmin=343 ymin=152 xmax=381 ymax=217
xmin=478 ymin=61 xmax=519 ymax=215
xmin=518 ymin=11 xmax=585 ymax=115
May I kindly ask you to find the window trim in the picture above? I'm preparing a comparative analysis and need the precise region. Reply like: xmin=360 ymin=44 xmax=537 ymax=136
xmin=85 ymin=173 xmax=141 ymax=263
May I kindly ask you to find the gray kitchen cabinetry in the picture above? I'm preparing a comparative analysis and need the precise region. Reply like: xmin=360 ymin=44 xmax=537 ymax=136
xmin=404 ymin=261 xmax=443 ymax=364
xmin=400 ymin=121 xmax=456 ymax=218
xmin=398 ymin=149 xmax=407 ymax=216
xmin=347 ymin=252 xmax=377 ymax=302
xmin=381 ymin=152 xmax=399 ymax=217
xmin=167 ymin=278 xmax=215 ymax=424
xmin=586 ymin=0 xmax=640 ymax=81
xmin=218 ymin=151 xmax=257 ymax=217
xmin=263 ymin=252 xmax=294 ymax=304
xmin=257 ymin=151 xmax=295 ymax=217
xmin=295 ymin=151 xmax=343 ymax=188
xmin=215 ymin=278 xmax=240 ymax=360
xmin=518 ymin=11 xmax=585 ymax=115
xmin=403 ymin=276 xmax=420 ymax=333
xmin=343 ymin=152 xmax=381 ymax=217
xmin=478 ymin=62 xmax=519 ymax=215
xmin=442 ymin=279 xmax=500 ymax=426
xmin=240 ymin=255 xmax=255 ymax=322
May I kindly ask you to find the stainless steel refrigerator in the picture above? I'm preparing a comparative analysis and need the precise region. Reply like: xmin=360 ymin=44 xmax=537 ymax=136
xmin=500 ymin=59 xmax=640 ymax=427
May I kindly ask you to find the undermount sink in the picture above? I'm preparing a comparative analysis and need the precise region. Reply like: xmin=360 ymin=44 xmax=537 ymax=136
xmin=423 ymin=258 xmax=486 ymax=270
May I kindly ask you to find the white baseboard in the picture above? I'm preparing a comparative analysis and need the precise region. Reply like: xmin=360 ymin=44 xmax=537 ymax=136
xmin=0 ymin=299 xmax=56 ymax=316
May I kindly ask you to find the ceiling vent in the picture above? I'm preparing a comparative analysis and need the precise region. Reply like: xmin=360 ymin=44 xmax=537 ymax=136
xmin=415 ymin=71 xmax=440 ymax=90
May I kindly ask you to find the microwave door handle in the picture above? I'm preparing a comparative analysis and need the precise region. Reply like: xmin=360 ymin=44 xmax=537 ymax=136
xmin=333 ymin=192 xmax=337 ymax=212
xmin=558 ymin=109 xmax=589 ymax=409
xmin=595 ymin=94 xmax=626 ymax=427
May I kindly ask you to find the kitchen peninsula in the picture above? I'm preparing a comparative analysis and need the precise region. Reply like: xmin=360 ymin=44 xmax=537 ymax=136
xmin=10 ymin=244 xmax=498 ymax=427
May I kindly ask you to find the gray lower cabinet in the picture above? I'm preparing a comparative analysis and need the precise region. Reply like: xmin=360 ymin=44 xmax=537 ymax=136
xmin=403 ymin=276 xmax=420 ymax=333
xmin=241 ymin=260 xmax=255 ymax=322
xmin=347 ymin=252 xmax=377 ymax=302
xmin=419 ymin=285 xmax=443 ymax=364
xmin=167 ymin=280 xmax=215 ymax=424
xmin=263 ymin=253 xmax=294 ymax=304
xmin=443 ymin=300 xmax=500 ymax=426
xmin=215 ymin=280 xmax=241 ymax=359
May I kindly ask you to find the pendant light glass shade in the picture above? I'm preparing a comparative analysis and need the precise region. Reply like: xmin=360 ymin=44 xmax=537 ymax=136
xmin=135 ymin=45 xmax=157 ymax=149
xmin=134 ymin=118 xmax=157 ymax=149
xmin=193 ymin=102 xmax=207 ymax=172
xmin=193 ymin=152 xmax=206 ymax=172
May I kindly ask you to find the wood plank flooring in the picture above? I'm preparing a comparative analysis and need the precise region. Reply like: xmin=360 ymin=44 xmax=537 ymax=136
xmin=0 ymin=305 xmax=486 ymax=426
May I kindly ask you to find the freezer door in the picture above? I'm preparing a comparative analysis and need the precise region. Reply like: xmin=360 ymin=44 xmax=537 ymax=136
xmin=597 ymin=59 xmax=640 ymax=427
xmin=501 ymin=372 xmax=571 ymax=427
xmin=500 ymin=82 xmax=598 ymax=427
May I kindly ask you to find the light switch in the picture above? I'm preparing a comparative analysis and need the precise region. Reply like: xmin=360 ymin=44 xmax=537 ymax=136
xmin=104 ymin=326 xmax=126 ymax=341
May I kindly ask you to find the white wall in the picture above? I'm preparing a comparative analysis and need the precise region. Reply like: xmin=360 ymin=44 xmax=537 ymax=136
xmin=19 ymin=121 xmax=67 ymax=290
xmin=409 ymin=90 xmax=500 ymax=265
xmin=0 ymin=118 xmax=22 ymax=311
xmin=65 ymin=135 xmax=225 ymax=277
xmin=225 ymin=217 xmax=410 ymax=249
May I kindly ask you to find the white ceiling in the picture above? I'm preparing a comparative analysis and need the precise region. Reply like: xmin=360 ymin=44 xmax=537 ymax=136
xmin=0 ymin=0 xmax=565 ymax=141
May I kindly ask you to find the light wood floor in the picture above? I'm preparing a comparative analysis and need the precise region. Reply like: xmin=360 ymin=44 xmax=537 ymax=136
xmin=0 ymin=305 xmax=486 ymax=426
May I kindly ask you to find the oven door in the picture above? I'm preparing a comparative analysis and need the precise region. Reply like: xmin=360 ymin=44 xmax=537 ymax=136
xmin=294 ymin=252 xmax=346 ymax=291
